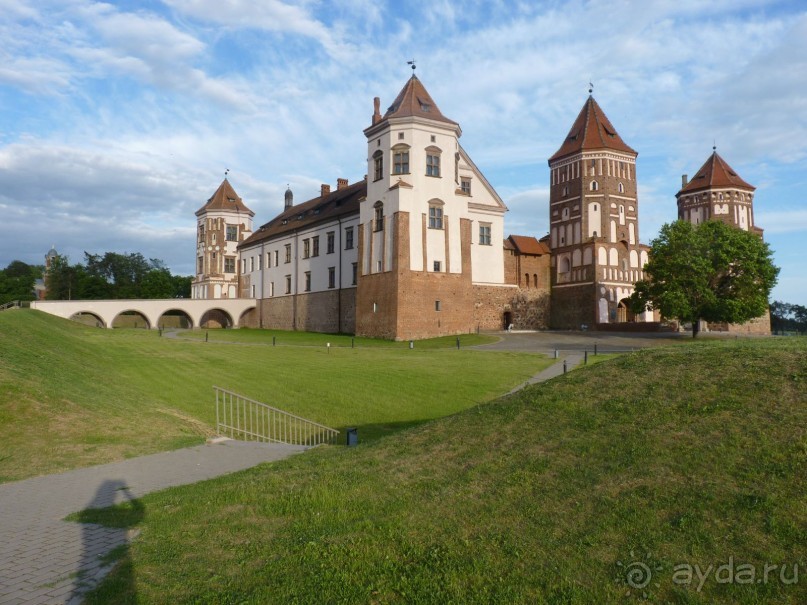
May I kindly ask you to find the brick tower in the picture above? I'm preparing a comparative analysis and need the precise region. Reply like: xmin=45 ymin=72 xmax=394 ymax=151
xmin=676 ymin=149 xmax=762 ymax=237
xmin=547 ymin=93 xmax=651 ymax=328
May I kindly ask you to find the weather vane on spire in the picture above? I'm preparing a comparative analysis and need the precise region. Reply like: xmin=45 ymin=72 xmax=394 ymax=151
xmin=588 ymin=81 xmax=594 ymax=95
xmin=407 ymin=59 xmax=416 ymax=73
xmin=225 ymin=168 xmax=230 ymax=178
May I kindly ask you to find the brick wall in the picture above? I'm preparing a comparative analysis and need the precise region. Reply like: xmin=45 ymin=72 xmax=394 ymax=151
xmin=551 ymin=283 xmax=597 ymax=329
xmin=240 ymin=289 xmax=356 ymax=333
xmin=473 ymin=285 xmax=550 ymax=330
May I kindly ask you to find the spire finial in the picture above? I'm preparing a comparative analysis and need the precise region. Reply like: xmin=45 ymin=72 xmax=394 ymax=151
xmin=225 ymin=168 xmax=230 ymax=178
xmin=713 ymin=140 xmax=716 ymax=152
xmin=407 ymin=59 xmax=416 ymax=74
xmin=588 ymin=80 xmax=593 ymax=95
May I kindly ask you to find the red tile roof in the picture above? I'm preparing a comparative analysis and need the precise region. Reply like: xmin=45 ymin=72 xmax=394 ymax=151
xmin=239 ymin=180 xmax=365 ymax=249
xmin=196 ymin=178 xmax=254 ymax=217
xmin=677 ymin=151 xmax=755 ymax=195
xmin=549 ymin=96 xmax=636 ymax=162
xmin=381 ymin=75 xmax=458 ymax=127
xmin=507 ymin=235 xmax=549 ymax=255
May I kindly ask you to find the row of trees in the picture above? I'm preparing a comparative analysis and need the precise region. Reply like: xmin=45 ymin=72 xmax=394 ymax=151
xmin=0 ymin=253 xmax=192 ymax=304
xmin=770 ymin=301 xmax=807 ymax=335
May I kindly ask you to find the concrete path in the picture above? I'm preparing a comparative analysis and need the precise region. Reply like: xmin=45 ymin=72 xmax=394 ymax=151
xmin=0 ymin=440 xmax=306 ymax=605
xmin=506 ymin=351 xmax=586 ymax=395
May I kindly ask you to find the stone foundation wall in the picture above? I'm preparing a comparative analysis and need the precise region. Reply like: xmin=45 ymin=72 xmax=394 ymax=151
xmin=473 ymin=285 xmax=550 ymax=330
xmin=550 ymin=283 xmax=597 ymax=329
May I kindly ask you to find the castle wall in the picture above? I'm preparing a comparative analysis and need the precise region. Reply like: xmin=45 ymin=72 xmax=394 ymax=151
xmin=550 ymin=283 xmax=597 ymax=329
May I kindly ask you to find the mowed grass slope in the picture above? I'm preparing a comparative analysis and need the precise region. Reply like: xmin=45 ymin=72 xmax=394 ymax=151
xmin=82 ymin=338 xmax=807 ymax=604
xmin=0 ymin=310 xmax=547 ymax=482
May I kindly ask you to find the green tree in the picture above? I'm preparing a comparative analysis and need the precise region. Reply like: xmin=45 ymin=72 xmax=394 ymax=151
xmin=0 ymin=260 xmax=38 ymax=304
xmin=629 ymin=220 xmax=779 ymax=337
xmin=45 ymin=255 xmax=78 ymax=300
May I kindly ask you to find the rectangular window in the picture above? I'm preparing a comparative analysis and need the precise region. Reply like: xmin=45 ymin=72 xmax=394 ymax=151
xmin=266 ymin=252 xmax=272 ymax=268
xmin=345 ymin=227 xmax=354 ymax=249
xmin=304 ymin=271 xmax=311 ymax=292
xmin=241 ymin=259 xmax=246 ymax=274
xmin=461 ymin=177 xmax=471 ymax=195
xmin=285 ymin=244 xmax=291 ymax=263
xmin=257 ymin=255 xmax=262 ymax=270
xmin=312 ymin=236 xmax=320 ymax=257
xmin=374 ymin=205 xmax=384 ymax=232
xmin=274 ymin=250 xmax=279 ymax=266
xmin=426 ymin=154 xmax=440 ymax=177
xmin=269 ymin=282 xmax=274 ymax=297
xmin=393 ymin=149 xmax=409 ymax=174
xmin=303 ymin=238 xmax=310 ymax=259
xmin=224 ymin=257 xmax=235 ymax=273
xmin=376 ymin=259 xmax=382 ymax=272
xmin=352 ymin=262 xmax=358 ymax=285
xmin=226 ymin=224 xmax=238 ymax=241
xmin=373 ymin=152 xmax=383 ymax=181
xmin=250 ymin=257 xmax=254 ymax=272
xmin=434 ymin=260 xmax=441 ymax=272
xmin=285 ymin=275 xmax=291 ymax=294
xmin=326 ymin=231 xmax=335 ymax=254
xmin=251 ymin=285 xmax=255 ymax=297
xmin=435 ymin=300 xmax=441 ymax=312
xmin=197 ymin=256 xmax=203 ymax=274
xmin=479 ymin=224 xmax=492 ymax=246
xmin=428 ymin=206 xmax=443 ymax=229
xmin=328 ymin=267 xmax=335 ymax=289
xmin=212 ymin=233 xmax=217 ymax=244
xmin=198 ymin=224 xmax=205 ymax=242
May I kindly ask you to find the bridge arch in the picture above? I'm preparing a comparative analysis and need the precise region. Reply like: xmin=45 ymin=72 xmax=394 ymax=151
xmin=70 ymin=311 xmax=106 ymax=328
xmin=157 ymin=308 xmax=194 ymax=329
xmin=200 ymin=308 xmax=234 ymax=329
xmin=112 ymin=309 xmax=152 ymax=329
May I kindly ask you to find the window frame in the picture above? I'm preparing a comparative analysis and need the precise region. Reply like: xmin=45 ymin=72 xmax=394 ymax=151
xmin=392 ymin=144 xmax=410 ymax=175
xmin=428 ymin=202 xmax=444 ymax=230
xmin=345 ymin=226 xmax=354 ymax=250
xmin=374 ymin=202 xmax=384 ymax=232
xmin=373 ymin=150 xmax=383 ymax=181
xmin=479 ymin=223 xmax=492 ymax=246
xmin=326 ymin=231 xmax=335 ymax=254
xmin=225 ymin=224 xmax=238 ymax=242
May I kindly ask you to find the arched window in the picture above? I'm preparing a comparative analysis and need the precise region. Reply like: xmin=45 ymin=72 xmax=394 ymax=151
xmin=533 ymin=274 xmax=538 ymax=288
xmin=590 ymin=180 xmax=599 ymax=191
xmin=428 ymin=199 xmax=444 ymax=229
xmin=562 ymin=186 xmax=569 ymax=197
xmin=392 ymin=144 xmax=410 ymax=175
xmin=618 ymin=182 xmax=624 ymax=193
xmin=373 ymin=201 xmax=384 ymax=231
xmin=426 ymin=146 xmax=441 ymax=177
xmin=372 ymin=150 xmax=383 ymax=181
xmin=560 ymin=258 xmax=571 ymax=273
xmin=524 ymin=273 xmax=530 ymax=287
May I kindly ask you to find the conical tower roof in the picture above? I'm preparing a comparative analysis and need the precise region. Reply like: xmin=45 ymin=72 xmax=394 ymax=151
xmin=678 ymin=151 xmax=755 ymax=195
xmin=195 ymin=178 xmax=254 ymax=217
xmin=380 ymin=75 xmax=458 ymax=126
xmin=549 ymin=95 xmax=636 ymax=162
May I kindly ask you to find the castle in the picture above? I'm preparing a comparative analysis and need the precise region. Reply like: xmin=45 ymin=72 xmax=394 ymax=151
xmin=191 ymin=74 xmax=768 ymax=339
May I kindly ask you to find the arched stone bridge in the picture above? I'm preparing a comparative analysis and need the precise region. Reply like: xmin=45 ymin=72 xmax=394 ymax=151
xmin=30 ymin=298 xmax=257 ymax=329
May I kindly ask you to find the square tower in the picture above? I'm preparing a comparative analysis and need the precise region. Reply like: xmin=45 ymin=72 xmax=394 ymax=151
xmin=547 ymin=95 xmax=652 ymax=328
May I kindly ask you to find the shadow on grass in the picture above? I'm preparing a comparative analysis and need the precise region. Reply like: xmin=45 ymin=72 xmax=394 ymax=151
xmin=67 ymin=480 xmax=144 ymax=605
xmin=335 ymin=420 xmax=431 ymax=445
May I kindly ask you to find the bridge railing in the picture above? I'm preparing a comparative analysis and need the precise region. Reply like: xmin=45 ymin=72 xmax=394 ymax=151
xmin=214 ymin=386 xmax=339 ymax=446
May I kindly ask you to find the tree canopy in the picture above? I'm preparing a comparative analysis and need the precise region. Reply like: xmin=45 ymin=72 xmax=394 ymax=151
xmin=770 ymin=301 xmax=807 ymax=335
xmin=629 ymin=220 xmax=779 ymax=337
xmin=0 ymin=261 xmax=42 ymax=305
xmin=44 ymin=252 xmax=192 ymax=300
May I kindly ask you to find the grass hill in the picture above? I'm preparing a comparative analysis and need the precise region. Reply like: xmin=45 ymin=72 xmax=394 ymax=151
xmin=0 ymin=310 xmax=545 ymax=482
xmin=80 ymin=336 xmax=807 ymax=604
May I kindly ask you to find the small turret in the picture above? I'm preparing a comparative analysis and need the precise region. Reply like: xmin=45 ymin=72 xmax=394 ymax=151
xmin=284 ymin=186 xmax=294 ymax=209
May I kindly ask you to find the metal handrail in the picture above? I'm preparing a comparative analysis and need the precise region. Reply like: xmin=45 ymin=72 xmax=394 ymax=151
xmin=0 ymin=300 xmax=20 ymax=311
xmin=214 ymin=386 xmax=338 ymax=446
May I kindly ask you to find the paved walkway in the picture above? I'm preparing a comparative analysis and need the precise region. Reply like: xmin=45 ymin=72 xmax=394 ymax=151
xmin=506 ymin=351 xmax=586 ymax=395
xmin=0 ymin=440 xmax=305 ymax=605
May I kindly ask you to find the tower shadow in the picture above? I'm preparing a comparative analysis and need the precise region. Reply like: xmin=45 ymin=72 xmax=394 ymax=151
xmin=68 ymin=479 xmax=144 ymax=604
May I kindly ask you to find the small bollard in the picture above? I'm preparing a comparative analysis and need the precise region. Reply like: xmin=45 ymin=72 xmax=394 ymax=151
xmin=477 ymin=323 xmax=480 ymax=334
xmin=563 ymin=360 xmax=568 ymax=374
xmin=594 ymin=344 xmax=598 ymax=356
xmin=272 ymin=336 xmax=276 ymax=346
xmin=456 ymin=337 xmax=460 ymax=350
xmin=584 ymin=350 xmax=588 ymax=364
xmin=409 ymin=340 xmax=414 ymax=349
xmin=205 ymin=330 xmax=209 ymax=342
xmin=351 ymin=337 xmax=354 ymax=349
xmin=159 ymin=328 xmax=162 ymax=337
xmin=554 ymin=349 xmax=558 ymax=359
xmin=327 ymin=342 xmax=331 ymax=354
xmin=346 ymin=427 xmax=358 ymax=447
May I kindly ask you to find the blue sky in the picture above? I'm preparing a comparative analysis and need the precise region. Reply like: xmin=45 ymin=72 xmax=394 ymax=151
xmin=1 ymin=0 xmax=805 ymax=304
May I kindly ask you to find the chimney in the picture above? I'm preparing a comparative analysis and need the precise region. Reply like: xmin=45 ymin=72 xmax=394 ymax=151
xmin=681 ymin=174 xmax=688 ymax=188
xmin=337 ymin=178 xmax=348 ymax=190
xmin=321 ymin=184 xmax=331 ymax=197
xmin=372 ymin=96 xmax=381 ymax=125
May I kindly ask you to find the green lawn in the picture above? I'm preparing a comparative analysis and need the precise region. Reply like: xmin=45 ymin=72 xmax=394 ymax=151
xmin=0 ymin=310 xmax=548 ymax=482
xmin=78 ymin=337 xmax=807 ymax=604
